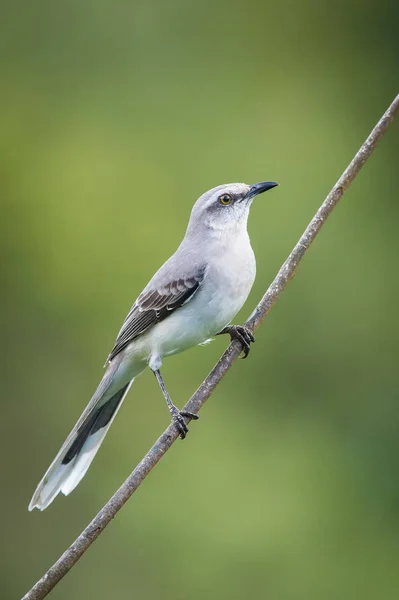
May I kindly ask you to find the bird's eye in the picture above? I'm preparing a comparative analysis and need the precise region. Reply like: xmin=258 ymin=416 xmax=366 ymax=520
xmin=219 ymin=193 xmax=232 ymax=205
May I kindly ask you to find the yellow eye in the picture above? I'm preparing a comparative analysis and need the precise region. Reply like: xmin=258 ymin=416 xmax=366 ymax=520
xmin=219 ymin=193 xmax=232 ymax=205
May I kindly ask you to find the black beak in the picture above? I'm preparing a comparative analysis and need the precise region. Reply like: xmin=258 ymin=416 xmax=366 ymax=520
xmin=246 ymin=181 xmax=279 ymax=201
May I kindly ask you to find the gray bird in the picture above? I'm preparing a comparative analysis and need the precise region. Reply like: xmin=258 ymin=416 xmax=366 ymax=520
xmin=29 ymin=180 xmax=278 ymax=511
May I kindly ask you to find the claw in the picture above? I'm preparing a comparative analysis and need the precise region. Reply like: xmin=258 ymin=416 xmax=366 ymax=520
xmin=172 ymin=411 xmax=188 ymax=439
xmin=170 ymin=408 xmax=199 ymax=439
xmin=220 ymin=325 xmax=255 ymax=358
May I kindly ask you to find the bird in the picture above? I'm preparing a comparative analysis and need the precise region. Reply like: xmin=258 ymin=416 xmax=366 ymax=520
xmin=28 ymin=180 xmax=278 ymax=511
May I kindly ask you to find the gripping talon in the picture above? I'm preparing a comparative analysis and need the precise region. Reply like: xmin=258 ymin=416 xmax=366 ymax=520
xmin=218 ymin=325 xmax=255 ymax=358
xmin=170 ymin=407 xmax=198 ymax=439
xmin=173 ymin=412 xmax=188 ymax=439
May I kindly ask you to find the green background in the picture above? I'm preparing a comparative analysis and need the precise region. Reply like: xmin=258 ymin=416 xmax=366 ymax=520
xmin=2 ymin=1 xmax=399 ymax=598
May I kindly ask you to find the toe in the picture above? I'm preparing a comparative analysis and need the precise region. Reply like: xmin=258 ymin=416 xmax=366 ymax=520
xmin=241 ymin=346 xmax=250 ymax=359
xmin=177 ymin=420 xmax=188 ymax=439
xmin=181 ymin=410 xmax=199 ymax=420
xmin=172 ymin=413 xmax=188 ymax=439
xmin=237 ymin=332 xmax=250 ymax=352
xmin=240 ymin=326 xmax=255 ymax=344
xmin=245 ymin=329 xmax=255 ymax=343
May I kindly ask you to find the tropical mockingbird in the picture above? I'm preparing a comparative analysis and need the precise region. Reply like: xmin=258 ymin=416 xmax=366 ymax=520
xmin=29 ymin=180 xmax=278 ymax=510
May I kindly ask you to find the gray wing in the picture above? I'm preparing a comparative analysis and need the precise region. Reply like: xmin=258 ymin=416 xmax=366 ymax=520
xmin=106 ymin=265 xmax=206 ymax=362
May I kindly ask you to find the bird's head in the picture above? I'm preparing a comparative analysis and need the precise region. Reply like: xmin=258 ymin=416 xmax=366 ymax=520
xmin=187 ymin=181 xmax=278 ymax=234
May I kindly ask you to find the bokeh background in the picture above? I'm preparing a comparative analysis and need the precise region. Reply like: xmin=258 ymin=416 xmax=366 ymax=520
xmin=2 ymin=1 xmax=399 ymax=598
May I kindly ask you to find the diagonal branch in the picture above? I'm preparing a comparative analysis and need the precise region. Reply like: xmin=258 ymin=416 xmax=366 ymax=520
xmin=22 ymin=93 xmax=399 ymax=600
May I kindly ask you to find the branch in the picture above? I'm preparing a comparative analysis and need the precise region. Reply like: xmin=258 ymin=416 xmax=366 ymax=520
xmin=22 ymin=93 xmax=399 ymax=600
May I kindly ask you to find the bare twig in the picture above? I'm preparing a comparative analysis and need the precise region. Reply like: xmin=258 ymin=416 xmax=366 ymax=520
xmin=22 ymin=93 xmax=399 ymax=600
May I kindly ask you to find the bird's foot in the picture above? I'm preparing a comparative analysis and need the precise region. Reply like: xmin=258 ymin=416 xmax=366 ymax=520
xmin=219 ymin=325 xmax=255 ymax=358
xmin=169 ymin=406 xmax=199 ymax=439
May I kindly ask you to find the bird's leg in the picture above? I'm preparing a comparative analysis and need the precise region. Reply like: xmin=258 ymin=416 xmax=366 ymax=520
xmin=152 ymin=369 xmax=199 ymax=439
xmin=217 ymin=325 xmax=255 ymax=358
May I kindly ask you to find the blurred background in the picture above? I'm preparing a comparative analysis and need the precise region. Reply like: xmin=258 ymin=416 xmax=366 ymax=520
xmin=2 ymin=0 xmax=399 ymax=598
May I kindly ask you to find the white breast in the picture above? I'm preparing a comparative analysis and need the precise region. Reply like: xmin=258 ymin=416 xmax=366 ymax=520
xmin=126 ymin=225 xmax=256 ymax=362
xmin=200 ymin=227 xmax=256 ymax=335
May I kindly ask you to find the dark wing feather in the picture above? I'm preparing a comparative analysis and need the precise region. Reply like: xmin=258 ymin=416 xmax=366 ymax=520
xmin=106 ymin=268 xmax=205 ymax=362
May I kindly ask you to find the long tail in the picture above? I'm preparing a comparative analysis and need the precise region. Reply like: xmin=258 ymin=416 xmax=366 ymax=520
xmin=29 ymin=361 xmax=134 ymax=511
